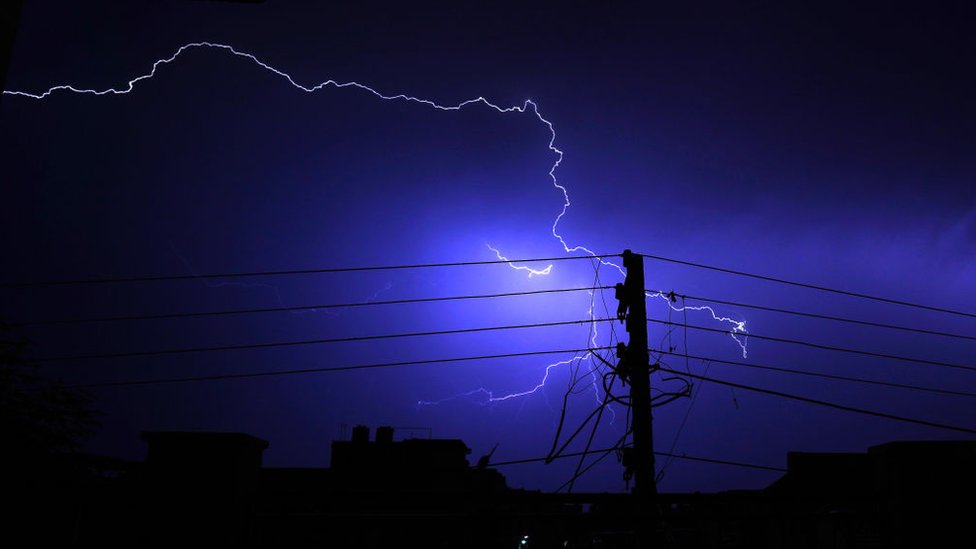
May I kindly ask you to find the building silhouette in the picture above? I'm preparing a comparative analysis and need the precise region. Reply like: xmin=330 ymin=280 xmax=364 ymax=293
xmin=9 ymin=428 xmax=976 ymax=548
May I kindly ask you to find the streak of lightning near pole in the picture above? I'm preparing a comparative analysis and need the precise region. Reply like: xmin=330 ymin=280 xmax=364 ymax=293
xmin=648 ymin=291 xmax=749 ymax=357
xmin=3 ymin=41 xmax=748 ymax=410
xmin=1 ymin=41 xmax=607 ymax=274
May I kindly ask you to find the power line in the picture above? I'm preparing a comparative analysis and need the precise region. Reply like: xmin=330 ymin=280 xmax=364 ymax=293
xmin=0 ymin=254 xmax=613 ymax=288
xmin=652 ymin=349 xmax=976 ymax=399
xmin=659 ymin=355 xmax=712 ymax=482
xmin=487 ymin=446 xmax=786 ymax=473
xmin=70 ymin=346 xmax=613 ymax=388
xmin=29 ymin=317 xmax=615 ymax=364
xmin=639 ymin=252 xmax=976 ymax=320
xmin=15 ymin=286 xmax=611 ymax=327
xmin=558 ymin=438 xmax=625 ymax=493
xmin=652 ymin=451 xmax=786 ymax=473
xmin=654 ymin=364 xmax=976 ymax=435
xmin=484 ymin=446 xmax=623 ymax=467
xmin=651 ymin=290 xmax=976 ymax=342
xmin=648 ymin=318 xmax=976 ymax=373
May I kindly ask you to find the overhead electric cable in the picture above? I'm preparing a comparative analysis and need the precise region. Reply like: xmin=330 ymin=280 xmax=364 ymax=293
xmin=650 ymin=451 xmax=786 ymax=473
xmin=16 ymin=286 xmax=611 ymax=326
xmin=71 ymin=346 xmax=614 ymax=388
xmin=1 ymin=254 xmax=613 ymax=288
xmin=652 ymin=349 xmax=976 ymax=398
xmin=28 ymin=317 xmax=616 ymax=364
xmin=558 ymin=435 xmax=627 ymax=493
xmin=639 ymin=252 xmax=976 ymax=319
xmin=654 ymin=364 xmax=976 ymax=435
xmin=649 ymin=290 xmax=976 ymax=342
xmin=649 ymin=319 xmax=976 ymax=373
xmin=488 ymin=446 xmax=786 ymax=473
xmin=486 ymin=446 xmax=626 ymax=467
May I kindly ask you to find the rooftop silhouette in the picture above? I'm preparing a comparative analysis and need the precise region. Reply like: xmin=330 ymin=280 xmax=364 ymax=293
xmin=7 ymin=423 xmax=976 ymax=548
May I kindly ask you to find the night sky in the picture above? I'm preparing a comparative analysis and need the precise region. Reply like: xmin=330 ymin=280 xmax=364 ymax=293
xmin=2 ymin=1 xmax=974 ymax=493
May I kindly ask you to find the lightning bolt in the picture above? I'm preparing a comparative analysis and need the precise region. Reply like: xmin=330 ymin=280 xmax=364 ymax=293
xmin=648 ymin=292 xmax=749 ymax=357
xmin=486 ymin=244 xmax=553 ymax=277
xmin=417 ymin=289 xmax=607 ymax=407
xmin=4 ymin=41 xmax=748 ymax=410
xmin=416 ymin=355 xmax=583 ymax=406
xmin=2 ymin=41 xmax=620 ymax=273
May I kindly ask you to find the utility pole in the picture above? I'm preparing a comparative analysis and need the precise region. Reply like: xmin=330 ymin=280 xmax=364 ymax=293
xmin=616 ymin=249 xmax=658 ymax=547
xmin=616 ymin=250 xmax=657 ymax=497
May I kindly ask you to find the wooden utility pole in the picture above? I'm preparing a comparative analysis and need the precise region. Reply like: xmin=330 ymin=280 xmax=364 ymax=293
xmin=617 ymin=250 xmax=660 ymax=547
xmin=620 ymin=249 xmax=657 ymax=498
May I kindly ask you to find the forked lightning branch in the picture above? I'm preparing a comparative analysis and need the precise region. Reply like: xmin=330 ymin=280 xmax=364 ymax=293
xmin=3 ymin=41 xmax=748 ymax=404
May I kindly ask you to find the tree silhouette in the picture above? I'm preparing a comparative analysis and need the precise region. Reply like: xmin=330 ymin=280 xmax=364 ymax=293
xmin=1 ymin=330 xmax=101 ymax=546
xmin=0 ymin=332 xmax=99 ymax=474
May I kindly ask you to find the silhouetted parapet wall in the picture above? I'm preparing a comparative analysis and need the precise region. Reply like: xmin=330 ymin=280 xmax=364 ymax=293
xmin=329 ymin=425 xmax=510 ymax=495
xmin=136 ymin=432 xmax=270 ymax=547
xmin=39 ymin=433 xmax=976 ymax=549
xmin=766 ymin=451 xmax=871 ymax=497
xmin=868 ymin=439 xmax=976 ymax=496
xmin=141 ymin=431 xmax=269 ymax=472
xmin=766 ymin=440 xmax=976 ymax=499
xmin=139 ymin=431 xmax=269 ymax=501
xmin=868 ymin=440 xmax=976 ymax=548
xmin=331 ymin=426 xmax=471 ymax=472
xmin=760 ymin=440 xmax=976 ymax=549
